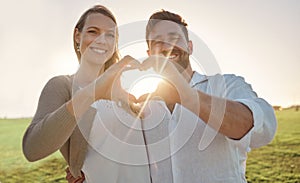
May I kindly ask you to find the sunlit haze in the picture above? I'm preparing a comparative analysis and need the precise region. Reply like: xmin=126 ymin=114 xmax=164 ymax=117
xmin=129 ymin=76 xmax=162 ymax=99
xmin=121 ymin=69 xmax=163 ymax=99
xmin=1 ymin=0 xmax=299 ymax=118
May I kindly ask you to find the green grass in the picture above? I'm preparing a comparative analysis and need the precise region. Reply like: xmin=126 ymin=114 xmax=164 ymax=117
xmin=0 ymin=109 xmax=299 ymax=182
xmin=246 ymin=109 xmax=300 ymax=183
xmin=0 ymin=118 xmax=66 ymax=183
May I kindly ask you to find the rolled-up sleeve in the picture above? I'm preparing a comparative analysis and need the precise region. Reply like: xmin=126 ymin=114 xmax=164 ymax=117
xmin=225 ymin=74 xmax=277 ymax=148
xmin=235 ymin=98 xmax=277 ymax=148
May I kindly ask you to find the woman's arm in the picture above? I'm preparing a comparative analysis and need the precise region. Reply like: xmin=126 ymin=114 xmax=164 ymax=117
xmin=23 ymin=76 xmax=78 ymax=161
xmin=23 ymin=56 xmax=141 ymax=161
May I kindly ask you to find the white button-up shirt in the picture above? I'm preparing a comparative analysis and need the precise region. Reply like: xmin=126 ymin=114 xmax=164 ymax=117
xmin=144 ymin=72 xmax=277 ymax=183
xmin=82 ymin=71 xmax=277 ymax=183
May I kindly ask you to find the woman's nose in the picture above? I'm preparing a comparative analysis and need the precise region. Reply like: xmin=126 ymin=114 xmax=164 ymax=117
xmin=94 ymin=33 xmax=106 ymax=44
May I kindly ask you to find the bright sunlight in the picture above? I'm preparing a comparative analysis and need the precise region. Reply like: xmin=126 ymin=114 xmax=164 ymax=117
xmin=129 ymin=76 xmax=162 ymax=98
xmin=121 ymin=69 xmax=162 ymax=99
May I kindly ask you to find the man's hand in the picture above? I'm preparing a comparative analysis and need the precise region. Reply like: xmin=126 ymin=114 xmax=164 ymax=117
xmin=137 ymin=79 xmax=180 ymax=112
xmin=136 ymin=55 xmax=197 ymax=113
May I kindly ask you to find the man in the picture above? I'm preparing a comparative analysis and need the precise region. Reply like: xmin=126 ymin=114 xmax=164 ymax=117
xmin=136 ymin=10 xmax=277 ymax=182
xmin=67 ymin=10 xmax=277 ymax=183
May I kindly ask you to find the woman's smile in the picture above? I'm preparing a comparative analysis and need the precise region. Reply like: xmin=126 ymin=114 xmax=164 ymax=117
xmin=90 ymin=47 xmax=107 ymax=55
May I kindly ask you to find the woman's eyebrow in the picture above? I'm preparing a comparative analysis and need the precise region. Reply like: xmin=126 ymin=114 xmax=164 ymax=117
xmin=86 ymin=26 xmax=116 ymax=31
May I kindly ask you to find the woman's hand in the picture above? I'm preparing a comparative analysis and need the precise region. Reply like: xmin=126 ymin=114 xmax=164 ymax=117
xmin=94 ymin=56 xmax=141 ymax=116
xmin=93 ymin=55 xmax=141 ymax=101
xmin=68 ymin=56 xmax=140 ymax=118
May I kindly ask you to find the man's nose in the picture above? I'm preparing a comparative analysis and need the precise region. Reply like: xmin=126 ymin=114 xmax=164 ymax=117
xmin=160 ymin=41 xmax=175 ymax=52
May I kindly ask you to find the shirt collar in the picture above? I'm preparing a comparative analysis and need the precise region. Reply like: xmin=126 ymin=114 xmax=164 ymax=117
xmin=189 ymin=71 xmax=208 ymax=88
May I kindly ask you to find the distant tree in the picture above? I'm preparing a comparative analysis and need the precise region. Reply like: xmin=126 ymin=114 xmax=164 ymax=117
xmin=273 ymin=106 xmax=282 ymax=111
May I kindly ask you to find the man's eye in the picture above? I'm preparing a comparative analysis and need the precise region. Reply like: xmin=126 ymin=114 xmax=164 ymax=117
xmin=88 ymin=30 xmax=97 ymax=34
xmin=169 ymin=37 xmax=180 ymax=42
xmin=152 ymin=41 xmax=163 ymax=46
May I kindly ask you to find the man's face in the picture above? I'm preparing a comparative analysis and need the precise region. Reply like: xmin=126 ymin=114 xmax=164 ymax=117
xmin=147 ymin=20 xmax=192 ymax=73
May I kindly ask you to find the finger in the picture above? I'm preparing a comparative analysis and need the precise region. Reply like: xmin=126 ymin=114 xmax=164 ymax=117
xmin=66 ymin=174 xmax=73 ymax=181
xmin=115 ymin=88 xmax=137 ymax=102
xmin=137 ymin=93 xmax=152 ymax=103
xmin=139 ymin=55 xmax=158 ymax=71
xmin=140 ymin=55 xmax=162 ymax=70
xmin=74 ymin=177 xmax=84 ymax=183
xmin=65 ymin=167 xmax=73 ymax=180
xmin=129 ymin=102 xmax=141 ymax=113
xmin=127 ymin=93 xmax=137 ymax=103
xmin=113 ymin=90 xmax=139 ymax=116
xmin=141 ymin=56 xmax=171 ymax=75
xmin=112 ymin=56 xmax=141 ymax=80
xmin=116 ymin=91 xmax=137 ymax=103
xmin=105 ymin=55 xmax=139 ymax=77
xmin=118 ymin=55 xmax=141 ymax=69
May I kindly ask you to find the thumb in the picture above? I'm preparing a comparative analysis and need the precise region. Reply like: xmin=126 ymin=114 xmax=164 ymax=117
xmin=118 ymin=55 xmax=141 ymax=70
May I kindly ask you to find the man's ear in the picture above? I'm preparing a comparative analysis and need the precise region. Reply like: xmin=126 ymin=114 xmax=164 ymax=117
xmin=147 ymin=49 xmax=150 ymax=56
xmin=187 ymin=40 xmax=193 ymax=55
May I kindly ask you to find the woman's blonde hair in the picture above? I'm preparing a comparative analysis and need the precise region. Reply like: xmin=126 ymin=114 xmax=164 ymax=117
xmin=73 ymin=5 xmax=120 ymax=70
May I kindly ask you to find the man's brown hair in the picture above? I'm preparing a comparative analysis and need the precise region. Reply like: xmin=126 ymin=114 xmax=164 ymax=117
xmin=146 ymin=10 xmax=189 ymax=46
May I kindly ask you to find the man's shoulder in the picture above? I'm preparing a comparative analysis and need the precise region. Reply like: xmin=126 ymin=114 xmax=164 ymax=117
xmin=193 ymin=72 xmax=245 ymax=81
xmin=192 ymin=72 xmax=250 ymax=87
xmin=207 ymin=73 xmax=246 ymax=83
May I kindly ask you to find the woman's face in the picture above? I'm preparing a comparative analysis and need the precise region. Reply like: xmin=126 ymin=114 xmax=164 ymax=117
xmin=75 ymin=13 xmax=117 ymax=66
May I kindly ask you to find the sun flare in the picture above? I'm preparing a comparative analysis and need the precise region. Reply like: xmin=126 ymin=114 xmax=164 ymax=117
xmin=129 ymin=75 xmax=162 ymax=99
xmin=121 ymin=68 xmax=163 ymax=99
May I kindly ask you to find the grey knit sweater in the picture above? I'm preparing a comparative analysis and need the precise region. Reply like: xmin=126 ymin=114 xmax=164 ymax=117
xmin=22 ymin=75 xmax=95 ymax=178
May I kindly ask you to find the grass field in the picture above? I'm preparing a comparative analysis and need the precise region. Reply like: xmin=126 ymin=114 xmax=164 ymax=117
xmin=0 ymin=109 xmax=299 ymax=182
xmin=246 ymin=109 xmax=300 ymax=182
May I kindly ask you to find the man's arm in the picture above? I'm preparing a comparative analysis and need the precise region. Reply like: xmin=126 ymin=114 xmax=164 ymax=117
xmin=139 ymin=56 xmax=276 ymax=141
xmin=176 ymin=74 xmax=276 ymax=143
xmin=191 ymin=90 xmax=254 ymax=140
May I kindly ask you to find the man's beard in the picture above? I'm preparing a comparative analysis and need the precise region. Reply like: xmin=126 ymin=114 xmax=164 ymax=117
xmin=163 ymin=48 xmax=190 ymax=73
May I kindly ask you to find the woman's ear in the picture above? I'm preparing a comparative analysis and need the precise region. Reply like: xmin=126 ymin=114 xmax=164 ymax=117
xmin=146 ymin=49 xmax=150 ymax=56
xmin=74 ymin=28 xmax=81 ymax=44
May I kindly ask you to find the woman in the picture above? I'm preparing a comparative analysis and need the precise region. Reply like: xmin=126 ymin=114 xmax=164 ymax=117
xmin=22 ymin=5 xmax=149 ymax=183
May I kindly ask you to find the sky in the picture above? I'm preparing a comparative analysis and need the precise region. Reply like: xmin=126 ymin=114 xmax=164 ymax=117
xmin=0 ymin=0 xmax=299 ymax=118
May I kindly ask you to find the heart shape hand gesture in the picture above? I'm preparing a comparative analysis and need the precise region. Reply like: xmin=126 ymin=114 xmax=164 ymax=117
xmin=90 ymin=55 xmax=194 ymax=116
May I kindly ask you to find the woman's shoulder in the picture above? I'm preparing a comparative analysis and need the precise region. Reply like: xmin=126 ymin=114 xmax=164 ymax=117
xmin=46 ymin=75 xmax=73 ymax=87
xmin=41 ymin=75 xmax=74 ymax=97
